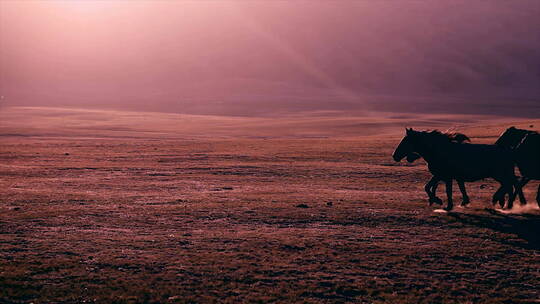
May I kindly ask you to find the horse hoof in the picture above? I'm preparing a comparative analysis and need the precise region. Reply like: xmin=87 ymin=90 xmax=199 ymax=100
xmin=461 ymin=200 xmax=470 ymax=207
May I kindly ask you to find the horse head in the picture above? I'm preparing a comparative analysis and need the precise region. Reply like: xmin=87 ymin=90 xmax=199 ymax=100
xmin=393 ymin=128 xmax=416 ymax=162
xmin=393 ymin=128 xmax=467 ymax=162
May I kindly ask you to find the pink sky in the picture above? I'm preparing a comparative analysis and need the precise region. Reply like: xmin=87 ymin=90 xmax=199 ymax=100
xmin=1 ymin=1 xmax=539 ymax=115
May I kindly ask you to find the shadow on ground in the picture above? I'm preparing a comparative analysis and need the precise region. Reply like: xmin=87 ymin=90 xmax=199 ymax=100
xmin=449 ymin=210 xmax=540 ymax=250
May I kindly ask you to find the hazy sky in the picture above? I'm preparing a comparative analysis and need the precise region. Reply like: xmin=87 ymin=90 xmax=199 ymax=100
xmin=1 ymin=1 xmax=539 ymax=115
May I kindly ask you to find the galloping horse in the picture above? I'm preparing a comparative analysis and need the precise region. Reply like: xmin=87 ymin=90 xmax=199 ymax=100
xmin=405 ymin=133 xmax=471 ymax=206
xmin=495 ymin=127 xmax=539 ymax=208
xmin=393 ymin=128 xmax=518 ymax=211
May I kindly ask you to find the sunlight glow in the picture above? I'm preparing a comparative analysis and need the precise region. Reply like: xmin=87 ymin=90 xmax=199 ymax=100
xmin=51 ymin=0 xmax=122 ymax=14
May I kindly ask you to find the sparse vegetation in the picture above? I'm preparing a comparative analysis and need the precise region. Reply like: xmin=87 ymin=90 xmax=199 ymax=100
xmin=0 ymin=109 xmax=539 ymax=303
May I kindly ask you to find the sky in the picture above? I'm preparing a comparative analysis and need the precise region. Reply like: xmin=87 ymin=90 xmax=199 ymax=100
xmin=1 ymin=1 xmax=539 ymax=116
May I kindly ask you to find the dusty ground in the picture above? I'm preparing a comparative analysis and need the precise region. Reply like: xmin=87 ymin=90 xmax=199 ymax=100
xmin=0 ymin=108 xmax=539 ymax=303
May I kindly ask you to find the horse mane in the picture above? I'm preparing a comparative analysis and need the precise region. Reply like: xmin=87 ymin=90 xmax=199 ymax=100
xmin=519 ymin=132 xmax=540 ymax=147
xmin=427 ymin=130 xmax=470 ymax=143
xmin=446 ymin=132 xmax=470 ymax=143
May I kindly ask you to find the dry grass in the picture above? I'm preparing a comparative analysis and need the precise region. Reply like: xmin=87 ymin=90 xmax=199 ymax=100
xmin=0 ymin=108 xmax=539 ymax=303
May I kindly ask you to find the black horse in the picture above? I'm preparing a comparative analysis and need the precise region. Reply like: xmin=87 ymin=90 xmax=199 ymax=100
xmin=405 ymin=133 xmax=471 ymax=206
xmin=393 ymin=128 xmax=518 ymax=211
xmin=496 ymin=127 xmax=539 ymax=208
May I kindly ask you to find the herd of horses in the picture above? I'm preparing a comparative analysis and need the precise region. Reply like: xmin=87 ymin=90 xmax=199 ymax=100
xmin=392 ymin=127 xmax=539 ymax=211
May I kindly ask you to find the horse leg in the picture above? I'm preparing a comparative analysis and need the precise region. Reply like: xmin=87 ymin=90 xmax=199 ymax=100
xmin=504 ymin=181 xmax=516 ymax=210
xmin=425 ymin=177 xmax=442 ymax=205
xmin=457 ymin=180 xmax=470 ymax=206
xmin=508 ymin=177 xmax=527 ymax=208
xmin=444 ymin=180 xmax=453 ymax=211
xmin=492 ymin=186 xmax=504 ymax=207
xmin=536 ymin=184 xmax=540 ymax=208
xmin=429 ymin=181 xmax=442 ymax=205
xmin=516 ymin=177 xmax=530 ymax=205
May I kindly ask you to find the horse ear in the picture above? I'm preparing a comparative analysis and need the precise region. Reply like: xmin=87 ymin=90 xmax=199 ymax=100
xmin=406 ymin=128 xmax=413 ymax=135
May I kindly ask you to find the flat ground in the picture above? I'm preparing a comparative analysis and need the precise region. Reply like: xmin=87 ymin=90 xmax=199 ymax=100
xmin=0 ymin=108 xmax=539 ymax=303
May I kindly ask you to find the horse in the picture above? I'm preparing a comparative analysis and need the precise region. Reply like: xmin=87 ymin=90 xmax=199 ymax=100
xmin=393 ymin=128 xmax=518 ymax=211
xmin=405 ymin=133 xmax=471 ymax=206
xmin=495 ymin=128 xmax=540 ymax=208
xmin=414 ymin=127 xmax=538 ymax=208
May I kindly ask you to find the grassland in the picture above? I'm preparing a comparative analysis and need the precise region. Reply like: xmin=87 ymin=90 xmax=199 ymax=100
xmin=0 ymin=107 xmax=539 ymax=303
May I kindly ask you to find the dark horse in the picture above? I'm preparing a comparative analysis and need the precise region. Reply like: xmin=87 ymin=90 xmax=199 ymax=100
xmin=393 ymin=128 xmax=517 ymax=211
xmin=495 ymin=127 xmax=539 ymax=208
xmin=405 ymin=133 xmax=471 ymax=206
